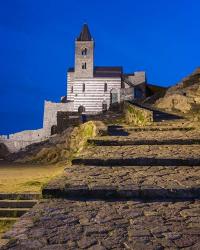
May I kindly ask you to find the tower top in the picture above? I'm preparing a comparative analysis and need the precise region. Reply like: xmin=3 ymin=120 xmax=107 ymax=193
xmin=77 ymin=23 xmax=92 ymax=41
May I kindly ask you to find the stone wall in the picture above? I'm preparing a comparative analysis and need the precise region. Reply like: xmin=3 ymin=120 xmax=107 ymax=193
xmin=0 ymin=101 xmax=74 ymax=154
xmin=126 ymin=71 xmax=146 ymax=86
xmin=124 ymin=102 xmax=153 ymax=126
xmin=0 ymin=128 xmax=48 ymax=153
xmin=43 ymin=100 xmax=74 ymax=135
xmin=57 ymin=112 xmax=81 ymax=134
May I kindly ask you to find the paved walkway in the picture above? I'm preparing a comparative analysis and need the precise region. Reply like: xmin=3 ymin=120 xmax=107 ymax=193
xmin=2 ymin=199 xmax=200 ymax=249
xmin=2 ymin=120 xmax=200 ymax=249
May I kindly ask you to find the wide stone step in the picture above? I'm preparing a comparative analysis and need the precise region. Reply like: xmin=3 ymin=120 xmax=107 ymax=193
xmin=124 ymin=127 xmax=194 ymax=132
xmin=43 ymin=184 xmax=200 ymax=200
xmin=42 ymin=164 xmax=200 ymax=201
xmin=72 ymin=157 xmax=200 ymax=166
xmin=0 ymin=193 xmax=41 ymax=200
xmin=0 ymin=208 xmax=29 ymax=218
xmin=88 ymin=138 xmax=200 ymax=146
xmin=0 ymin=200 xmax=38 ymax=208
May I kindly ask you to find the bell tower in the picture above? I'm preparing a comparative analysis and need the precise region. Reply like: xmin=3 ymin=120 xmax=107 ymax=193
xmin=74 ymin=24 xmax=94 ymax=78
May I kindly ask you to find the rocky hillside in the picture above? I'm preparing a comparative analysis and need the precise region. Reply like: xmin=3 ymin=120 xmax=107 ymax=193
xmin=6 ymin=121 xmax=106 ymax=164
xmin=155 ymin=67 xmax=200 ymax=119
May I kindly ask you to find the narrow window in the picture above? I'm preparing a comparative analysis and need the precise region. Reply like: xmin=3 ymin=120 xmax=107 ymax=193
xmin=104 ymin=83 xmax=107 ymax=92
xmin=82 ymin=83 xmax=85 ymax=92
xmin=82 ymin=48 xmax=87 ymax=55
xmin=71 ymin=86 xmax=73 ymax=93
xmin=102 ymin=101 xmax=107 ymax=112
xmin=82 ymin=62 xmax=87 ymax=69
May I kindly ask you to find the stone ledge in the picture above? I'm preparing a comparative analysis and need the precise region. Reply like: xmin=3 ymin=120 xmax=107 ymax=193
xmin=42 ymin=184 xmax=200 ymax=201
xmin=72 ymin=157 xmax=200 ymax=166
xmin=88 ymin=138 xmax=200 ymax=146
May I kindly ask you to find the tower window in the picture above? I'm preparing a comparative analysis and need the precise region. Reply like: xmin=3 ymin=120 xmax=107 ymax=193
xmin=104 ymin=83 xmax=108 ymax=92
xmin=82 ymin=83 xmax=85 ymax=92
xmin=82 ymin=62 xmax=87 ymax=69
xmin=71 ymin=86 xmax=73 ymax=93
xmin=81 ymin=48 xmax=87 ymax=55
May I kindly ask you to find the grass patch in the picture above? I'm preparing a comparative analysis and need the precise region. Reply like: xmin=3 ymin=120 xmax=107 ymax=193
xmin=0 ymin=162 xmax=64 ymax=193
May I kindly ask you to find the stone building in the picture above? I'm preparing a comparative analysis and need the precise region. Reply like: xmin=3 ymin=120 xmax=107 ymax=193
xmin=0 ymin=24 xmax=147 ymax=153
xmin=64 ymin=24 xmax=146 ymax=114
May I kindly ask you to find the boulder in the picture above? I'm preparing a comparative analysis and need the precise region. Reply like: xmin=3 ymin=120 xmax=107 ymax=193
xmin=155 ymin=67 xmax=200 ymax=114
xmin=156 ymin=94 xmax=192 ymax=113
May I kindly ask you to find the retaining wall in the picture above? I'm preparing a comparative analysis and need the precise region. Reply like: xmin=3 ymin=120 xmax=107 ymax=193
xmin=124 ymin=102 xmax=153 ymax=126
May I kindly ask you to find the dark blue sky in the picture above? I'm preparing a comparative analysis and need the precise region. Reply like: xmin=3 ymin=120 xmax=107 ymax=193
xmin=0 ymin=0 xmax=200 ymax=134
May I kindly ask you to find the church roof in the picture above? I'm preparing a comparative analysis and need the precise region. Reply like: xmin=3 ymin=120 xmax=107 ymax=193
xmin=94 ymin=66 xmax=122 ymax=77
xmin=67 ymin=66 xmax=123 ymax=78
xmin=77 ymin=24 xmax=92 ymax=41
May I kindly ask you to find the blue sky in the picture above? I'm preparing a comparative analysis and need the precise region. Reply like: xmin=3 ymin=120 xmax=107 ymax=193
xmin=0 ymin=0 xmax=200 ymax=134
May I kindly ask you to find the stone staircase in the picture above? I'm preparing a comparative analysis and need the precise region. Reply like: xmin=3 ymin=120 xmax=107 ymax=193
xmin=42 ymin=119 xmax=200 ymax=201
xmin=0 ymin=193 xmax=39 ymax=247
xmin=2 ymin=117 xmax=200 ymax=249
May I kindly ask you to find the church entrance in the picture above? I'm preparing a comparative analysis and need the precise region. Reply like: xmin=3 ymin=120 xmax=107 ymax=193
xmin=110 ymin=89 xmax=118 ymax=104
xmin=78 ymin=105 xmax=86 ymax=114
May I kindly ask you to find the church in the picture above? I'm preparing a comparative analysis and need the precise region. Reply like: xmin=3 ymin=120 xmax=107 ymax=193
xmin=62 ymin=24 xmax=147 ymax=113
xmin=0 ymin=24 xmax=147 ymax=153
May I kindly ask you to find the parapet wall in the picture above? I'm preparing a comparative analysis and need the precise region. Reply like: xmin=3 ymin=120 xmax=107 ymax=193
xmin=0 ymin=128 xmax=48 ymax=153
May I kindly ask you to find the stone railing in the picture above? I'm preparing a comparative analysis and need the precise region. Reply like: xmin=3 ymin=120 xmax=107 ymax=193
xmin=124 ymin=102 xmax=153 ymax=126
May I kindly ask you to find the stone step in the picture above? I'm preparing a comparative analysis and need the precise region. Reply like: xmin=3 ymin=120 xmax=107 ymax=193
xmin=42 ymin=184 xmax=200 ymax=201
xmin=72 ymin=157 xmax=200 ymax=167
xmin=88 ymin=138 xmax=200 ymax=146
xmin=123 ymin=127 xmax=194 ymax=132
xmin=0 ymin=217 xmax=17 ymax=223
xmin=0 ymin=193 xmax=41 ymax=200
xmin=0 ymin=208 xmax=29 ymax=218
xmin=42 ymin=164 xmax=200 ymax=201
xmin=0 ymin=200 xmax=38 ymax=208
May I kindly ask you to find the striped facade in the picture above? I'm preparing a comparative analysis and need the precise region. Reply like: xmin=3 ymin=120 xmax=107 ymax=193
xmin=67 ymin=73 xmax=121 ymax=113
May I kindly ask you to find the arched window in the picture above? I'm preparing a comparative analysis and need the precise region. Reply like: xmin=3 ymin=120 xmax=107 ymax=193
xmin=82 ymin=83 xmax=85 ymax=92
xmin=104 ymin=83 xmax=107 ymax=92
xmin=81 ymin=48 xmax=87 ymax=55
xmin=82 ymin=62 xmax=87 ymax=69
xmin=78 ymin=105 xmax=86 ymax=114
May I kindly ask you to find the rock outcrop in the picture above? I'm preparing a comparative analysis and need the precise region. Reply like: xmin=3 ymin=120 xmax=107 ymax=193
xmin=155 ymin=68 xmax=200 ymax=116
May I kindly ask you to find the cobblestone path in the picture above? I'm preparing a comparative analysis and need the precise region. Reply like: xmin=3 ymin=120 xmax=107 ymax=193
xmin=2 ymin=120 xmax=200 ymax=249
